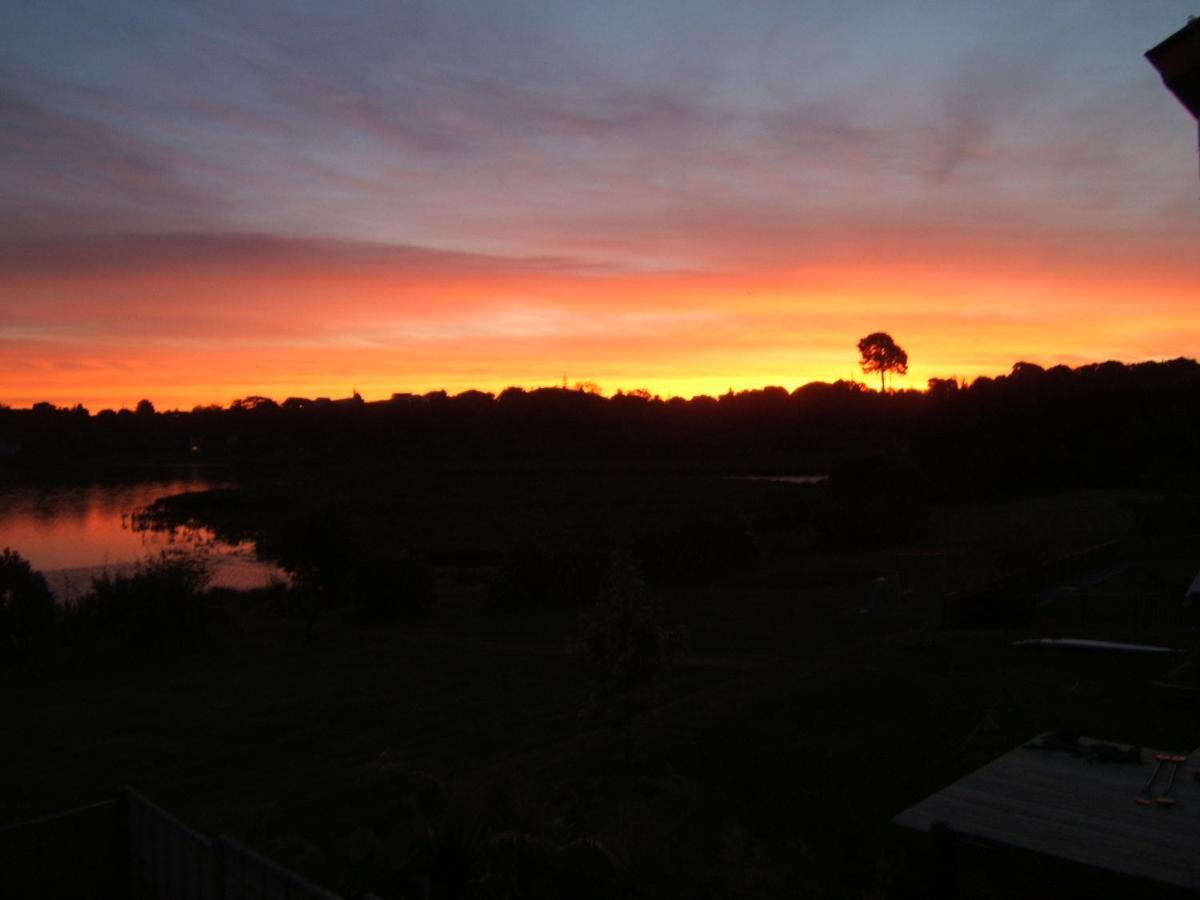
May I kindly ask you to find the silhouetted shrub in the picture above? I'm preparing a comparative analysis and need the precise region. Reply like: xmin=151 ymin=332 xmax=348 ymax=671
xmin=68 ymin=551 xmax=211 ymax=657
xmin=0 ymin=548 xmax=58 ymax=673
xmin=572 ymin=553 xmax=687 ymax=750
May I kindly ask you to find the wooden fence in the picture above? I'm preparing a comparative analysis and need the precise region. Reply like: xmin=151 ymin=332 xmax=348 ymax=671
xmin=1 ymin=787 xmax=376 ymax=900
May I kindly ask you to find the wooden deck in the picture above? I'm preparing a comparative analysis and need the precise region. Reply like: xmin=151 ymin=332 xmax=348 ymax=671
xmin=893 ymin=735 xmax=1200 ymax=891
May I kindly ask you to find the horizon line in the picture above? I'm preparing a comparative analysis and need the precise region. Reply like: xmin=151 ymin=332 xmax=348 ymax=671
xmin=5 ymin=355 xmax=1195 ymax=414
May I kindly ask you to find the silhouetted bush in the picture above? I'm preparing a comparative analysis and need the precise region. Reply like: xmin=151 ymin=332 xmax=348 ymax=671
xmin=573 ymin=553 xmax=687 ymax=749
xmin=67 ymin=551 xmax=211 ymax=657
xmin=0 ymin=547 xmax=58 ymax=673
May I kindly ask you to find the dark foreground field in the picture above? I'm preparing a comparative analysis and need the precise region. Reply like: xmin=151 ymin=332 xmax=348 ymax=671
xmin=3 ymin=476 xmax=1199 ymax=898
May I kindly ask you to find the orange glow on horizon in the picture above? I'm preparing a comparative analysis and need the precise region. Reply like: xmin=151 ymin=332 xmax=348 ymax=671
xmin=3 ymin=231 xmax=1198 ymax=411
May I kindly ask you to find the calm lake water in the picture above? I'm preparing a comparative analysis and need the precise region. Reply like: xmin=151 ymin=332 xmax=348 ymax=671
xmin=0 ymin=470 xmax=284 ymax=599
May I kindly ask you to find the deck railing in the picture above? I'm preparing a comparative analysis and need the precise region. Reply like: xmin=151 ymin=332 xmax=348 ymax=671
xmin=1 ymin=787 xmax=374 ymax=900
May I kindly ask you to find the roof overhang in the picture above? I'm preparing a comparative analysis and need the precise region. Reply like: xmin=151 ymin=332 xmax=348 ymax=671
xmin=1146 ymin=17 xmax=1200 ymax=120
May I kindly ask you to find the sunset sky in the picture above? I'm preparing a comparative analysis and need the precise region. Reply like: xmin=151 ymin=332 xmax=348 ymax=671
xmin=2 ymin=2 xmax=1198 ymax=410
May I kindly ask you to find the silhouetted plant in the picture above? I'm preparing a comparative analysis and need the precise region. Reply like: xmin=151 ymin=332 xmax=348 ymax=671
xmin=0 ymin=547 xmax=57 ymax=674
xmin=69 ymin=550 xmax=211 ymax=657
xmin=572 ymin=553 xmax=687 ymax=761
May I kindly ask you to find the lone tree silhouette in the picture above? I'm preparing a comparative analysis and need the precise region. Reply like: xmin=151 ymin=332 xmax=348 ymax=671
xmin=857 ymin=332 xmax=908 ymax=392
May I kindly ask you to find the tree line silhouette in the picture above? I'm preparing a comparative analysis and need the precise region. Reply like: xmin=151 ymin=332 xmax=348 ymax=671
xmin=4 ymin=357 xmax=1200 ymax=496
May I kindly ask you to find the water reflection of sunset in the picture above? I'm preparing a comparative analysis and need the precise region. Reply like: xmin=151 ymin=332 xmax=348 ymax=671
xmin=0 ymin=479 xmax=282 ymax=592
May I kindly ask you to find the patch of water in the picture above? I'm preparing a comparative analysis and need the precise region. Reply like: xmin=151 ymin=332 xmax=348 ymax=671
xmin=0 ymin=473 xmax=284 ymax=598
